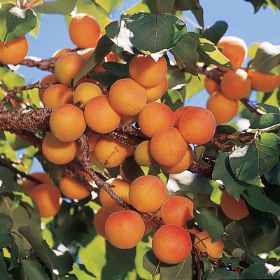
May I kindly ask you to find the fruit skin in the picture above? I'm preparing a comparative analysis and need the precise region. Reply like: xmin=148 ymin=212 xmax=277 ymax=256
xmin=59 ymin=176 xmax=90 ymax=200
xmin=84 ymin=96 xmax=121 ymax=134
xmin=138 ymin=102 xmax=175 ymax=138
xmin=217 ymin=36 xmax=247 ymax=70
xmin=39 ymin=74 xmax=58 ymax=100
xmin=247 ymin=70 xmax=280 ymax=92
xmin=93 ymin=207 xmax=111 ymax=237
xmin=129 ymin=175 xmax=168 ymax=213
xmin=145 ymin=77 xmax=168 ymax=102
xmin=99 ymin=178 xmax=130 ymax=212
xmin=150 ymin=127 xmax=187 ymax=166
xmin=174 ymin=106 xmax=195 ymax=128
xmin=41 ymin=84 xmax=73 ymax=109
xmin=161 ymin=145 xmax=193 ymax=174
xmin=152 ymin=224 xmax=192 ymax=264
xmin=179 ymin=106 xmax=216 ymax=145
xmin=54 ymin=52 xmax=84 ymax=86
xmin=109 ymin=78 xmax=147 ymax=116
xmin=29 ymin=183 xmax=61 ymax=218
xmin=52 ymin=48 xmax=72 ymax=58
xmin=87 ymin=132 xmax=101 ymax=152
xmin=220 ymin=191 xmax=249 ymax=220
xmin=129 ymin=55 xmax=167 ymax=87
xmin=0 ymin=37 xmax=28 ymax=65
xmin=105 ymin=210 xmax=145 ymax=249
xmin=22 ymin=173 xmax=53 ymax=194
xmin=134 ymin=140 xmax=154 ymax=166
xmin=204 ymin=77 xmax=220 ymax=94
xmin=69 ymin=14 xmax=101 ymax=48
xmin=73 ymin=82 xmax=103 ymax=108
xmin=161 ymin=196 xmax=193 ymax=226
xmin=49 ymin=104 xmax=86 ymax=142
xmin=220 ymin=69 xmax=251 ymax=100
xmin=94 ymin=137 xmax=127 ymax=168
xmin=207 ymin=92 xmax=238 ymax=124
xmin=42 ymin=132 xmax=77 ymax=165
xmin=194 ymin=231 xmax=224 ymax=259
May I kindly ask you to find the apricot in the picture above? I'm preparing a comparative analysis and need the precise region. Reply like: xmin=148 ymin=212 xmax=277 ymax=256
xmin=247 ymin=70 xmax=280 ymax=92
xmin=194 ymin=231 xmax=224 ymax=259
xmin=94 ymin=137 xmax=127 ymax=168
xmin=59 ymin=176 xmax=90 ymax=200
xmin=179 ymin=106 xmax=216 ymax=145
xmin=138 ymin=102 xmax=175 ymax=137
xmin=161 ymin=145 xmax=193 ymax=174
xmin=145 ymin=77 xmax=168 ymax=102
xmin=39 ymin=74 xmax=58 ymax=100
xmin=217 ymin=36 xmax=247 ymax=70
xmin=207 ymin=92 xmax=238 ymax=124
xmin=52 ymin=48 xmax=71 ymax=58
xmin=220 ymin=191 xmax=249 ymax=220
xmin=93 ymin=207 xmax=111 ymax=237
xmin=54 ymin=52 xmax=84 ymax=86
xmin=49 ymin=104 xmax=86 ymax=142
xmin=22 ymin=172 xmax=52 ymax=194
xmin=109 ymin=78 xmax=147 ymax=116
xmin=220 ymin=69 xmax=251 ymax=100
xmin=134 ymin=140 xmax=154 ymax=166
xmin=152 ymin=225 xmax=192 ymax=264
xmin=129 ymin=55 xmax=167 ymax=87
xmin=161 ymin=196 xmax=193 ymax=226
xmin=41 ymin=84 xmax=73 ymax=108
xmin=69 ymin=14 xmax=101 ymax=48
xmin=105 ymin=210 xmax=145 ymax=249
xmin=0 ymin=37 xmax=28 ymax=65
xmin=204 ymin=77 xmax=220 ymax=94
xmin=87 ymin=132 xmax=101 ymax=152
xmin=143 ymin=218 xmax=155 ymax=235
xmin=29 ymin=183 xmax=61 ymax=218
xmin=129 ymin=175 xmax=168 ymax=213
xmin=84 ymin=96 xmax=121 ymax=133
xmin=174 ymin=106 xmax=195 ymax=128
xmin=150 ymin=127 xmax=187 ymax=166
xmin=73 ymin=82 xmax=103 ymax=108
xmin=99 ymin=178 xmax=130 ymax=212
xmin=42 ymin=132 xmax=77 ymax=165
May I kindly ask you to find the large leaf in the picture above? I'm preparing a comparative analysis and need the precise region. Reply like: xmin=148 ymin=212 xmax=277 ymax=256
xmin=21 ymin=260 xmax=50 ymax=280
xmin=250 ymin=113 xmax=280 ymax=130
xmin=0 ymin=252 xmax=9 ymax=280
xmin=34 ymin=0 xmax=77 ymax=14
xmin=202 ymin=21 xmax=228 ymax=45
xmin=208 ymin=268 xmax=238 ymax=279
xmin=154 ymin=0 xmax=176 ymax=13
xmin=244 ymin=0 xmax=267 ymax=12
xmin=0 ymin=213 xmax=13 ymax=248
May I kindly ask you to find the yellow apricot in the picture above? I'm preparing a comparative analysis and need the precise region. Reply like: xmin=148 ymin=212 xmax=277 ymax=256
xmin=174 ymin=106 xmax=195 ymax=128
xmin=22 ymin=173 xmax=52 ymax=194
xmin=204 ymin=77 xmax=221 ymax=94
xmin=93 ymin=207 xmax=111 ymax=237
xmin=145 ymin=77 xmax=168 ymax=102
xmin=134 ymin=140 xmax=154 ymax=166
xmin=52 ymin=48 xmax=71 ymax=58
xmin=39 ymin=74 xmax=58 ymax=100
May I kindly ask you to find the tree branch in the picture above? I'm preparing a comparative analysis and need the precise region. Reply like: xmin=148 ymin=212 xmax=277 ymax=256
xmin=20 ymin=57 xmax=57 ymax=72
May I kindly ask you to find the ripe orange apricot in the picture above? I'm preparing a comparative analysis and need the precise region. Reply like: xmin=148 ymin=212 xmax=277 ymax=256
xmin=39 ymin=74 xmax=58 ymax=100
xmin=204 ymin=77 xmax=221 ymax=94
xmin=194 ymin=231 xmax=224 ymax=259
xmin=87 ymin=132 xmax=101 ymax=152
xmin=152 ymin=225 xmax=192 ymax=264
xmin=138 ymin=102 xmax=175 ymax=138
xmin=247 ymin=70 xmax=280 ymax=92
xmin=161 ymin=145 xmax=193 ymax=174
xmin=84 ymin=96 xmax=121 ymax=133
xmin=150 ymin=127 xmax=187 ymax=166
xmin=129 ymin=175 xmax=168 ymax=213
xmin=93 ymin=207 xmax=111 ymax=237
xmin=59 ymin=176 xmax=90 ymax=200
xmin=105 ymin=210 xmax=145 ymax=249
xmin=0 ymin=37 xmax=28 ymax=65
xmin=69 ymin=14 xmax=101 ymax=48
xmin=129 ymin=55 xmax=167 ymax=87
xmin=73 ymin=82 xmax=103 ymax=108
xmin=207 ymin=92 xmax=238 ymax=124
xmin=94 ymin=137 xmax=127 ymax=168
xmin=179 ymin=106 xmax=216 ymax=145
xmin=42 ymin=132 xmax=77 ymax=165
xmin=220 ymin=69 xmax=251 ymax=100
xmin=99 ymin=178 xmax=130 ymax=212
xmin=54 ymin=52 xmax=84 ymax=86
xmin=220 ymin=191 xmax=249 ymax=220
xmin=217 ymin=36 xmax=247 ymax=70
xmin=22 ymin=172 xmax=53 ymax=194
xmin=49 ymin=104 xmax=86 ymax=142
xmin=174 ymin=106 xmax=195 ymax=128
xmin=145 ymin=77 xmax=168 ymax=102
xmin=52 ymin=48 xmax=71 ymax=58
xmin=134 ymin=140 xmax=154 ymax=166
xmin=41 ymin=84 xmax=73 ymax=108
xmin=109 ymin=78 xmax=147 ymax=116
xmin=29 ymin=183 xmax=61 ymax=218
xmin=161 ymin=196 xmax=193 ymax=226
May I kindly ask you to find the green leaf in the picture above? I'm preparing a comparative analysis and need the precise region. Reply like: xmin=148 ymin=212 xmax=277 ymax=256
xmin=202 ymin=21 xmax=228 ymax=45
xmin=21 ymin=260 xmax=50 ymax=280
xmin=208 ymin=268 xmax=238 ymax=280
xmin=240 ymin=262 xmax=270 ymax=279
xmin=102 ymin=62 xmax=129 ymax=78
xmin=0 ymin=252 xmax=10 ymax=280
xmin=34 ymin=0 xmax=77 ymax=14
xmin=0 ymin=167 xmax=18 ymax=193
xmin=0 ymin=213 xmax=13 ymax=248
xmin=95 ymin=0 xmax=122 ymax=14
xmin=250 ymin=113 xmax=280 ymax=130
xmin=244 ymin=0 xmax=267 ymax=13
xmin=142 ymin=250 xmax=159 ymax=277
xmin=154 ymin=0 xmax=175 ymax=13
xmin=194 ymin=208 xmax=224 ymax=242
